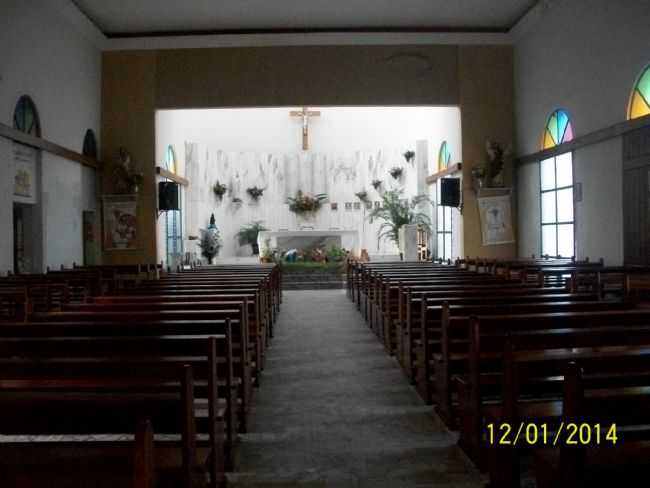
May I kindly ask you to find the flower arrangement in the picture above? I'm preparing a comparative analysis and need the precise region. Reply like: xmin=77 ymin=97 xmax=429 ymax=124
xmin=355 ymin=190 xmax=369 ymax=203
xmin=246 ymin=186 xmax=265 ymax=201
xmin=287 ymin=190 xmax=328 ymax=214
xmin=389 ymin=167 xmax=404 ymax=180
xmin=197 ymin=214 xmax=222 ymax=264
xmin=371 ymin=179 xmax=383 ymax=191
xmin=403 ymin=150 xmax=415 ymax=163
xmin=125 ymin=172 xmax=144 ymax=193
xmin=213 ymin=181 xmax=227 ymax=200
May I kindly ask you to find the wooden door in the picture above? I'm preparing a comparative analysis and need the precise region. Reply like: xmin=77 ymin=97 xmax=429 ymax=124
xmin=623 ymin=126 xmax=650 ymax=264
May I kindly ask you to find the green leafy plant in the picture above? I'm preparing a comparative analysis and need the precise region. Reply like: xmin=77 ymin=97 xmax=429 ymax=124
xmin=368 ymin=190 xmax=431 ymax=247
xmin=246 ymin=186 xmax=265 ymax=200
xmin=403 ymin=150 xmax=415 ymax=163
xmin=213 ymin=181 xmax=227 ymax=200
xmin=355 ymin=190 xmax=369 ymax=203
xmin=327 ymin=245 xmax=347 ymax=262
xmin=287 ymin=190 xmax=328 ymax=214
xmin=389 ymin=167 xmax=404 ymax=180
xmin=371 ymin=179 xmax=383 ymax=191
xmin=235 ymin=221 xmax=268 ymax=255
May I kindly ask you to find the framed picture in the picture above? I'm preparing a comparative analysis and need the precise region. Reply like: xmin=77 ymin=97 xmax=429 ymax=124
xmin=354 ymin=202 xmax=361 ymax=210
xmin=365 ymin=201 xmax=373 ymax=210
xmin=374 ymin=201 xmax=381 ymax=209
xmin=477 ymin=195 xmax=515 ymax=245
xmin=103 ymin=194 xmax=138 ymax=250
xmin=330 ymin=202 xmax=338 ymax=211
xmin=345 ymin=202 xmax=353 ymax=211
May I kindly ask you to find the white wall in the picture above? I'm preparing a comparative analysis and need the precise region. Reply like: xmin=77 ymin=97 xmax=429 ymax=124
xmin=0 ymin=0 xmax=102 ymax=272
xmin=514 ymin=0 xmax=650 ymax=264
xmin=156 ymin=107 xmax=461 ymax=263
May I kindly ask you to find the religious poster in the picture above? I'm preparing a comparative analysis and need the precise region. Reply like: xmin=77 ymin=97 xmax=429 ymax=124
xmin=103 ymin=195 xmax=138 ymax=250
xmin=477 ymin=195 xmax=515 ymax=245
xmin=13 ymin=143 xmax=37 ymax=203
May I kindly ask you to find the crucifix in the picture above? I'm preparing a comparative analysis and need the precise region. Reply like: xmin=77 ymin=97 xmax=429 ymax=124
xmin=290 ymin=106 xmax=320 ymax=150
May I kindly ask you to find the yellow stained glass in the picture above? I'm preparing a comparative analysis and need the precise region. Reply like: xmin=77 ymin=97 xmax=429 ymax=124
xmin=629 ymin=89 xmax=650 ymax=120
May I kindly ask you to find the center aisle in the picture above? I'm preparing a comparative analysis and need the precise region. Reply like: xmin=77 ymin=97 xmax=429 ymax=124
xmin=228 ymin=289 xmax=483 ymax=488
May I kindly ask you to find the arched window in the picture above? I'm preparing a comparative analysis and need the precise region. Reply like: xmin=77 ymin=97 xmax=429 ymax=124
xmin=540 ymin=110 xmax=574 ymax=257
xmin=438 ymin=141 xmax=451 ymax=171
xmin=164 ymin=145 xmax=182 ymax=266
xmin=13 ymin=95 xmax=41 ymax=137
xmin=436 ymin=141 xmax=453 ymax=260
xmin=542 ymin=109 xmax=574 ymax=150
xmin=166 ymin=145 xmax=177 ymax=174
xmin=82 ymin=129 xmax=98 ymax=159
xmin=628 ymin=64 xmax=650 ymax=120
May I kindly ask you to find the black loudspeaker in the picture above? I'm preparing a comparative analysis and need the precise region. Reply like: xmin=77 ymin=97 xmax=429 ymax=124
xmin=158 ymin=182 xmax=179 ymax=211
xmin=440 ymin=178 xmax=461 ymax=207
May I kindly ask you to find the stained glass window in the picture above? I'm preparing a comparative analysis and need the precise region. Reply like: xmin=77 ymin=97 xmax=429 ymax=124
xmin=542 ymin=109 xmax=574 ymax=150
xmin=628 ymin=65 xmax=650 ymax=120
xmin=82 ymin=129 xmax=97 ymax=159
xmin=13 ymin=95 xmax=41 ymax=137
xmin=166 ymin=145 xmax=177 ymax=174
xmin=438 ymin=141 xmax=451 ymax=171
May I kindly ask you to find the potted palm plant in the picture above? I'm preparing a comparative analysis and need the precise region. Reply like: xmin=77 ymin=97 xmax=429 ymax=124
xmin=235 ymin=221 xmax=268 ymax=255
xmin=368 ymin=190 xmax=431 ymax=247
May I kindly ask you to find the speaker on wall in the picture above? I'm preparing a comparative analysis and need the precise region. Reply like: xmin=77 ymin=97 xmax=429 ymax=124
xmin=440 ymin=178 xmax=461 ymax=208
xmin=158 ymin=182 xmax=179 ymax=211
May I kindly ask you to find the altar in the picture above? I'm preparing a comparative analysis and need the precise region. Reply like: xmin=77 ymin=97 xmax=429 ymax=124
xmin=258 ymin=229 xmax=360 ymax=256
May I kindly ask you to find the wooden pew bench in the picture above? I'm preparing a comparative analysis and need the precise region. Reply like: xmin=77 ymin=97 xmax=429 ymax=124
xmin=424 ymin=301 xmax=635 ymax=416
xmin=0 ymin=330 xmax=235 ymax=487
xmin=455 ymin=311 xmax=650 ymax=468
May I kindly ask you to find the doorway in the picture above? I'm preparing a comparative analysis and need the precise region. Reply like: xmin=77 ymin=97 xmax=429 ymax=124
xmin=623 ymin=126 xmax=650 ymax=264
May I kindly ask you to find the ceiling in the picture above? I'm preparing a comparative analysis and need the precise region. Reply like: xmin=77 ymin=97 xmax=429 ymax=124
xmin=72 ymin=0 xmax=539 ymax=37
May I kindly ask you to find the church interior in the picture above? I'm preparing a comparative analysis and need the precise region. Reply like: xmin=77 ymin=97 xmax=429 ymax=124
xmin=1 ymin=0 xmax=650 ymax=487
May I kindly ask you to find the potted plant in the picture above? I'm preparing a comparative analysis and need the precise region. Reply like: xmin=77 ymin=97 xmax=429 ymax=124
xmin=389 ymin=167 xmax=404 ymax=180
xmin=287 ymin=190 xmax=328 ymax=214
xmin=235 ymin=221 xmax=268 ymax=255
xmin=403 ymin=150 xmax=415 ymax=164
xmin=213 ymin=181 xmax=227 ymax=200
xmin=371 ymin=179 xmax=383 ymax=191
xmin=355 ymin=190 xmax=369 ymax=204
xmin=368 ymin=190 xmax=431 ymax=247
xmin=246 ymin=186 xmax=265 ymax=201
xmin=196 ymin=214 xmax=222 ymax=264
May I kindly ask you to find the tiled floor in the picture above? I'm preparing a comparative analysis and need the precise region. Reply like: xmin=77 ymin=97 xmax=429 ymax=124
xmin=228 ymin=290 xmax=485 ymax=487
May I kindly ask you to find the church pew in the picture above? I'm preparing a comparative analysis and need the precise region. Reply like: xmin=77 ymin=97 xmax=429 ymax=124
xmin=456 ymin=310 xmax=650 ymax=463
xmin=135 ymin=281 xmax=277 ymax=330
xmin=373 ymin=274 xmax=556 ymax=355
xmin=22 ymin=313 xmax=251 ymax=436
xmin=424 ymin=300 xmax=635 ymax=416
xmin=487 ymin=348 xmax=650 ymax=487
xmin=60 ymin=298 xmax=267 ymax=380
xmin=398 ymin=292 xmax=597 ymax=384
xmin=0 ymin=364 xmax=204 ymax=488
xmin=533 ymin=361 xmax=650 ymax=488
xmin=89 ymin=293 xmax=268 ymax=371
xmin=0 ymin=329 xmax=235 ymax=485
xmin=0 ymin=288 xmax=28 ymax=321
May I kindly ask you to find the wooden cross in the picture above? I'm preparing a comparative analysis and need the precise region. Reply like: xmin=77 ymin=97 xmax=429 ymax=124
xmin=290 ymin=106 xmax=320 ymax=150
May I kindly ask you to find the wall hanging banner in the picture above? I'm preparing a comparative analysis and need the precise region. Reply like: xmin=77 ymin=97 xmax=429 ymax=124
xmin=477 ymin=194 xmax=515 ymax=245
xmin=13 ymin=142 xmax=38 ymax=203
xmin=103 ymin=194 xmax=138 ymax=250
